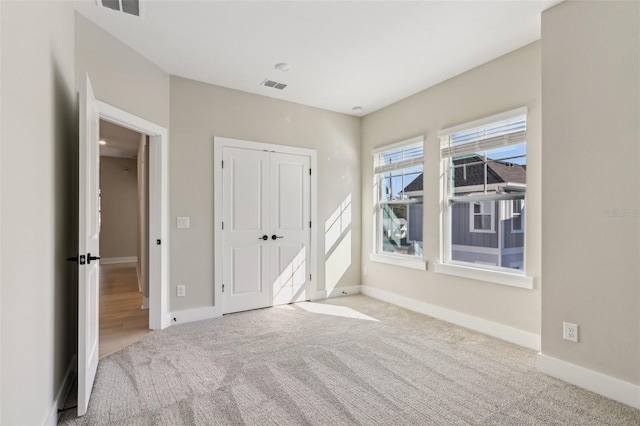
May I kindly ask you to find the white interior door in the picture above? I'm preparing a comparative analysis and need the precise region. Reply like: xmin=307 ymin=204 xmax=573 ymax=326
xmin=78 ymin=74 xmax=100 ymax=416
xmin=271 ymin=152 xmax=310 ymax=305
xmin=222 ymin=147 xmax=311 ymax=314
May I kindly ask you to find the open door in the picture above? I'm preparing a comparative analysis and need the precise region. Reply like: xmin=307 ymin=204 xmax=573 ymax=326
xmin=78 ymin=74 xmax=100 ymax=416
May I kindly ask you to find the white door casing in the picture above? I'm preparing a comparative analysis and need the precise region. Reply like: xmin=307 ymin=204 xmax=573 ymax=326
xmin=78 ymin=74 xmax=100 ymax=417
xmin=221 ymin=144 xmax=312 ymax=314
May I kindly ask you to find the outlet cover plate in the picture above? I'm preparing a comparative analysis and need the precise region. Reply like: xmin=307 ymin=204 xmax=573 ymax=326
xmin=563 ymin=322 xmax=578 ymax=342
xmin=177 ymin=285 xmax=186 ymax=297
xmin=177 ymin=217 xmax=190 ymax=228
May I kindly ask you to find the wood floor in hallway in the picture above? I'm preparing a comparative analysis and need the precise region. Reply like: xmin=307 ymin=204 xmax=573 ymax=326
xmin=100 ymin=263 xmax=152 ymax=358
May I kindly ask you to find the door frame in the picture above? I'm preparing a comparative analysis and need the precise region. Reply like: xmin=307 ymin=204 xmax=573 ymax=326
xmin=213 ymin=137 xmax=318 ymax=314
xmin=98 ymin=101 xmax=171 ymax=330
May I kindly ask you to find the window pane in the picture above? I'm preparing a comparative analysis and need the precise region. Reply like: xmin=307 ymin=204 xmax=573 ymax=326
xmin=451 ymin=201 xmax=523 ymax=270
xmin=451 ymin=143 xmax=526 ymax=196
xmin=381 ymin=203 xmax=422 ymax=257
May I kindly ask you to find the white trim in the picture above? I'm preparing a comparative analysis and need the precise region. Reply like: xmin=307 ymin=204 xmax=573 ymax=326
xmin=369 ymin=252 xmax=427 ymax=270
xmin=372 ymin=135 xmax=424 ymax=155
xmin=213 ymin=137 xmax=318 ymax=317
xmin=326 ymin=285 xmax=362 ymax=298
xmin=44 ymin=355 xmax=77 ymax=425
xmin=438 ymin=106 xmax=528 ymax=138
xmin=97 ymin=101 xmax=170 ymax=331
xmin=434 ymin=262 xmax=534 ymax=289
xmin=451 ymin=244 xmax=498 ymax=255
xmin=361 ymin=285 xmax=540 ymax=350
xmin=99 ymin=256 xmax=137 ymax=264
xmin=537 ymin=353 xmax=640 ymax=409
xmin=171 ymin=306 xmax=222 ymax=325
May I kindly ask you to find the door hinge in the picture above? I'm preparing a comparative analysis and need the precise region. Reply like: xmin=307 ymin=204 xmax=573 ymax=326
xmin=309 ymin=273 xmax=312 ymax=281
xmin=222 ymin=284 xmax=225 ymax=293
xmin=222 ymin=160 xmax=224 ymax=168
xmin=156 ymin=239 xmax=161 ymax=245
xmin=309 ymin=221 xmax=312 ymax=228
xmin=222 ymin=222 xmax=224 ymax=230
xmin=309 ymin=168 xmax=311 ymax=176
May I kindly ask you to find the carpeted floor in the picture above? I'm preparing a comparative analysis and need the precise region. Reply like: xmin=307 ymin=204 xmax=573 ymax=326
xmin=59 ymin=295 xmax=640 ymax=425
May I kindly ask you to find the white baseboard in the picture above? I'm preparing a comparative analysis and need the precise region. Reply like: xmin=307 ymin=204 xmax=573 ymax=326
xmin=44 ymin=354 xmax=76 ymax=425
xmin=170 ymin=306 xmax=222 ymax=325
xmin=360 ymin=285 xmax=541 ymax=351
xmin=311 ymin=285 xmax=361 ymax=301
xmin=326 ymin=285 xmax=361 ymax=298
xmin=537 ymin=353 xmax=640 ymax=409
xmin=141 ymin=296 xmax=149 ymax=310
xmin=100 ymin=256 xmax=137 ymax=264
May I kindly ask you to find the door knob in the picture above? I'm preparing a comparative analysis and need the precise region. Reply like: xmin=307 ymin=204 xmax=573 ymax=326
xmin=87 ymin=253 xmax=101 ymax=264
xmin=259 ymin=235 xmax=269 ymax=241
xmin=66 ymin=255 xmax=86 ymax=265
xmin=271 ymin=235 xmax=284 ymax=240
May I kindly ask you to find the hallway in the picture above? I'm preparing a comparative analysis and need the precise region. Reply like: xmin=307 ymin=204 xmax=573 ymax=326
xmin=99 ymin=263 xmax=152 ymax=358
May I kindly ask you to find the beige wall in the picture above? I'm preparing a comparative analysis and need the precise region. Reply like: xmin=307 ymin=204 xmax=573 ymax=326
xmin=75 ymin=13 xmax=170 ymax=128
xmin=170 ymin=76 xmax=361 ymax=311
xmin=100 ymin=157 xmax=139 ymax=259
xmin=361 ymin=42 xmax=542 ymax=334
xmin=541 ymin=1 xmax=640 ymax=384
xmin=0 ymin=1 xmax=77 ymax=423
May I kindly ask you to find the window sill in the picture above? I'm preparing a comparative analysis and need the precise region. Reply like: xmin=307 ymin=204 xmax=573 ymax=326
xmin=369 ymin=253 xmax=427 ymax=270
xmin=434 ymin=262 xmax=534 ymax=289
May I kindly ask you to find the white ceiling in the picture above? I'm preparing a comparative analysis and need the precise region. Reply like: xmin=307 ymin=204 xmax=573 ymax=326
xmin=74 ymin=0 xmax=560 ymax=116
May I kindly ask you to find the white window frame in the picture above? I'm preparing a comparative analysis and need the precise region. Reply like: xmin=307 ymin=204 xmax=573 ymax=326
xmin=437 ymin=107 xmax=532 ymax=288
xmin=470 ymin=200 xmax=495 ymax=233
xmin=370 ymin=136 xmax=427 ymax=270
xmin=511 ymin=199 xmax=524 ymax=233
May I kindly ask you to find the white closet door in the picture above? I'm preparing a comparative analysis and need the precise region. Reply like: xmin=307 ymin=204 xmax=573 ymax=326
xmin=222 ymin=147 xmax=311 ymax=313
xmin=270 ymin=152 xmax=311 ymax=305
xmin=222 ymin=147 xmax=271 ymax=314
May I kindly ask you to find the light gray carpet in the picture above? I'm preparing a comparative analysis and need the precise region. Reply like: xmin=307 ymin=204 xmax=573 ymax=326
xmin=59 ymin=295 xmax=640 ymax=425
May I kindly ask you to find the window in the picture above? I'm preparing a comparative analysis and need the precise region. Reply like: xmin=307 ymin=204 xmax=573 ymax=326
xmin=470 ymin=201 xmax=495 ymax=233
xmin=373 ymin=137 xmax=424 ymax=259
xmin=511 ymin=199 xmax=524 ymax=233
xmin=439 ymin=108 xmax=527 ymax=273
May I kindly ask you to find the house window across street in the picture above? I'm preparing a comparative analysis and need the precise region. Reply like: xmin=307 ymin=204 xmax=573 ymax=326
xmin=439 ymin=108 xmax=527 ymax=273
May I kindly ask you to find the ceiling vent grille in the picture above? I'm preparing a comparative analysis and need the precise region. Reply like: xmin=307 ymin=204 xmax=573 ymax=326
xmin=98 ymin=0 xmax=143 ymax=17
xmin=261 ymin=79 xmax=288 ymax=90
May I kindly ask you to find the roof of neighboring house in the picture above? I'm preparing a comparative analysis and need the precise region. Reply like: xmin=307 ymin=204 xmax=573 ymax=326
xmin=402 ymin=155 xmax=526 ymax=194
xmin=403 ymin=173 xmax=423 ymax=193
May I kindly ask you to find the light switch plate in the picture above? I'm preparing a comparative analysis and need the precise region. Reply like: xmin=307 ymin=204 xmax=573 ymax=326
xmin=177 ymin=217 xmax=190 ymax=228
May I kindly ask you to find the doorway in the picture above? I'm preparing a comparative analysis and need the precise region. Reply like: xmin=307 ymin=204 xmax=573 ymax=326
xmin=98 ymin=120 xmax=151 ymax=357
xmin=214 ymin=137 xmax=318 ymax=315
xmin=97 ymin=101 xmax=170 ymax=330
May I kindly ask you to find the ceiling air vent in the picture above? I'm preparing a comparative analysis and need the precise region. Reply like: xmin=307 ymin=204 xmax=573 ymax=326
xmin=98 ymin=0 xmax=143 ymax=17
xmin=261 ymin=79 xmax=288 ymax=90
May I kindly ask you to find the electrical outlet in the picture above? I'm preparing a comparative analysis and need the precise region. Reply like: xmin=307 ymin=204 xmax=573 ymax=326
xmin=177 ymin=285 xmax=186 ymax=297
xmin=563 ymin=322 xmax=578 ymax=342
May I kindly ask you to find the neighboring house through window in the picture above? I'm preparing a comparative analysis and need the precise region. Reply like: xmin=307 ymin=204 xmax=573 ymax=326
xmin=372 ymin=136 xmax=424 ymax=261
xmin=439 ymin=108 xmax=527 ymax=273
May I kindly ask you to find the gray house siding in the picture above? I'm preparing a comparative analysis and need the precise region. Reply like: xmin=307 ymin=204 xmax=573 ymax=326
xmin=451 ymin=203 xmax=499 ymax=248
xmin=407 ymin=204 xmax=423 ymax=243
